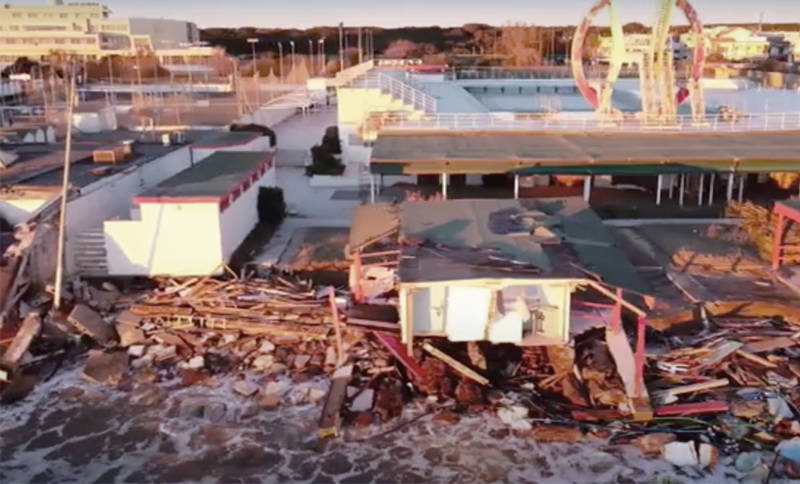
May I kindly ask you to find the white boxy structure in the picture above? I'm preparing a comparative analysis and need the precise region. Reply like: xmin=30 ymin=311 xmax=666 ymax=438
xmin=104 ymin=150 xmax=276 ymax=276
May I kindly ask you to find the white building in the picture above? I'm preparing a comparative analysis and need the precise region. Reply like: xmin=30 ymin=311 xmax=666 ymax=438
xmin=104 ymin=150 xmax=276 ymax=276
xmin=682 ymin=26 xmax=770 ymax=61
xmin=0 ymin=131 xmax=271 ymax=276
xmin=597 ymin=34 xmax=690 ymax=65
xmin=0 ymin=0 xmax=219 ymax=65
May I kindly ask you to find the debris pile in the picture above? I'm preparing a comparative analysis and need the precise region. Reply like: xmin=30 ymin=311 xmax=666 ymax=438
xmin=726 ymin=201 xmax=800 ymax=261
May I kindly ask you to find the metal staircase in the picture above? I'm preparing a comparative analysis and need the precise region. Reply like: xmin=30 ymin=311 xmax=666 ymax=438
xmin=72 ymin=229 xmax=109 ymax=275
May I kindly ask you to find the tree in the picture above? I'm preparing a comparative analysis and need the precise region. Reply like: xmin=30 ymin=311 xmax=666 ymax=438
xmin=499 ymin=23 xmax=541 ymax=67
xmin=383 ymin=39 xmax=419 ymax=58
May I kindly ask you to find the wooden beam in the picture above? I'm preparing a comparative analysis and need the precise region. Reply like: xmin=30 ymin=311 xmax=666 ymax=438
xmin=318 ymin=364 xmax=353 ymax=438
xmin=327 ymin=286 xmax=344 ymax=366
xmin=0 ymin=313 xmax=41 ymax=371
xmin=421 ymin=342 xmax=490 ymax=386
xmin=654 ymin=401 xmax=730 ymax=417
xmin=586 ymin=281 xmax=647 ymax=318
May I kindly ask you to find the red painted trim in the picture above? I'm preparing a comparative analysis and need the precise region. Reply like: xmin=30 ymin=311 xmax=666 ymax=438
xmin=775 ymin=201 xmax=800 ymax=223
xmin=654 ymin=401 xmax=729 ymax=417
xmin=133 ymin=196 xmax=221 ymax=204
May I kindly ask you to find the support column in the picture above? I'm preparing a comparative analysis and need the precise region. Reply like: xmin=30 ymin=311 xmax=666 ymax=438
xmin=441 ymin=173 xmax=448 ymax=200
xmin=369 ymin=175 xmax=376 ymax=204
xmin=708 ymin=173 xmax=716 ymax=206
xmin=583 ymin=175 xmax=592 ymax=202
xmin=634 ymin=315 xmax=646 ymax=398
xmin=669 ymin=174 xmax=675 ymax=199
xmin=738 ymin=175 xmax=745 ymax=203
xmin=772 ymin=213 xmax=785 ymax=270
xmin=698 ymin=173 xmax=705 ymax=206
xmin=656 ymin=174 xmax=663 ymax=205
xmin=726 ymin=173 xmax=734 ymax=202
xmin=678 ymin=174 xmax=685 ymax=207
xmin=513 ymin=174 xmax=520 ymax=200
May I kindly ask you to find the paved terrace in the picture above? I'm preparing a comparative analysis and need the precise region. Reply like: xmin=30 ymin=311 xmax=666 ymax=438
xmin=369 ymin=131 xmax=800 ymax=175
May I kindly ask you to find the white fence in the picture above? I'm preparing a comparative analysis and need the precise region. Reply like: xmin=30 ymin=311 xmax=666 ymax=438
xmin=369 ymin=111 xmax=800 ymax=133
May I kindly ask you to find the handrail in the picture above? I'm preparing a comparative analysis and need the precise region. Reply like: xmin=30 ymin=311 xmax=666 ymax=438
xmin=345 ymin=71 xmax=437 ymax=113
xmin=363 ymin=111 xmax=800 ymax=133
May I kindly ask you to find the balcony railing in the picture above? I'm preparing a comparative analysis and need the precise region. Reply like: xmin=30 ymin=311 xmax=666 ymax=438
xmin=348 ymin=71 xmax=437 ymax=113
xmin=366 ymin=110 xmax=800 ymax=133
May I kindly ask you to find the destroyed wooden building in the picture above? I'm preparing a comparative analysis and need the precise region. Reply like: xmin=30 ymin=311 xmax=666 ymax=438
xmin=346 ymin=198 xmax=655 ymax=415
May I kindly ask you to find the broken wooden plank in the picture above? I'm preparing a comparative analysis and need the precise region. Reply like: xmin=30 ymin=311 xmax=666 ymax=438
xmin=318 ymin=364 xmax=353 ymax=438
xmin=586 ymin=281 xmax=647 ymax=317
xmin=736 ymin=349 xmax=778 ymax=368
xmin=328 ymin=286 xmax=344 ymax=367
xmin=115 ymin=310 xmax=145 ymax=347
xmin=744 ymin=337 xmax=797 ymax=354
xmin=0 ymin=313 xmax=41 ymax=369
xmin=421 ymin=342 xmax=490 ymax=386
xmin=68 ymin=304 xmax=116 ymax=346
xmin=656 ymin=378 xmax=730 ymax=399
xmin=373 ymin=332 xmax=426 ymax=381
xmin=699 ymin=340 xmax=743 ymax=366
xmin=654 ymin=401 xmax=730 ymax=417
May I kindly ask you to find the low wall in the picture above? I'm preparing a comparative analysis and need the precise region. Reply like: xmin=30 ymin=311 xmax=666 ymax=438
xmin=310 ymin=175 xmax=361 ymax=188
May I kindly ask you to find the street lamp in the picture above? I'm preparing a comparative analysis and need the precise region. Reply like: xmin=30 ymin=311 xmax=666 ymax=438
xmin=277 ymin=42 xmax=283 ymax=82
xmin=319 ymin=37 xmax=326 ymax=74
xmin=247 ymin=38 xmax=259 ymax=77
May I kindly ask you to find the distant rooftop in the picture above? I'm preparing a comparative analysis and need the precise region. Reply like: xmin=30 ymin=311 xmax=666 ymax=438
xmin=370 ymin=131 xmax=800 ymax=175
xmin=134 ymin=151 xmax=272 ymax=203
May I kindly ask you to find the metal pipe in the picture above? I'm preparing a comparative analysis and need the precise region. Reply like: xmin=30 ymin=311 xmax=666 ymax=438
xmin=513 ymin=174 xmax=520 ymax=199
xmin=678 ymin=174 xmax=685 ymax=206
xmin=738 ymin=175 xmax=745 ymax=203
xmin=53 ymin=71 xmax=76 ymax=311
xmin=441 ymin=173 xmax=449 ymax=200
xmin=708 ymin=173 xmax=715 ymax=206
xmin=726 ymin=173 xmax=734 ymax=202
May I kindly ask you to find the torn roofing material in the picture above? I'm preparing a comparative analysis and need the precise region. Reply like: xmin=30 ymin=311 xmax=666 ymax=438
xmin=396 ymin=198 xmax=651 ymax=295
xmin=346 ymin=203 xmax=399 ymax=255
xmin=134 ymin=151 xmax=272 ymax=202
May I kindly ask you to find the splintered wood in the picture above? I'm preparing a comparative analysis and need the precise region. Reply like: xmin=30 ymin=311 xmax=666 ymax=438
xmin=129 ymin=275 xmax=339 ymax=340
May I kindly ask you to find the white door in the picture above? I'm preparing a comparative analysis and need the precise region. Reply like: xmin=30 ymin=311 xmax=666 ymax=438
xmin=444 ymin=286 xmax=492 ymax=342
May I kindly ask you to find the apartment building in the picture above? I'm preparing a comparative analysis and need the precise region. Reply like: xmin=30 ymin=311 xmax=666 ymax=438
xmin=681 ymin=26 xmax=772 ymax=61
xmin=0 ymin=0 xmax=217 ymax=65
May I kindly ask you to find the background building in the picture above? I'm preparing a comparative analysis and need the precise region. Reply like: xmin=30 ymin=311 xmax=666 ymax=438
xmin=0 ymin=0 xmax=217 ymax=66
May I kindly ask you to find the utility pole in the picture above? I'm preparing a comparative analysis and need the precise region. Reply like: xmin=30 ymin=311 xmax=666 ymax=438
xmin=53 ymin=67 xmax=76 ymax=312
xmin=358 ymin=26 xmax=363 ymax=64
xmin=339 ymin=23 xmax=345 ymax=71
xmin=308 ymin=38 xmax=314 ymax=75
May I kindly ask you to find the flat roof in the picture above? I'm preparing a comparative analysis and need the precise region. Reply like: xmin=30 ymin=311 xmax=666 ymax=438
xmin=134 ymin=151 xmax=272 ymax=203
xmin=392 ymin=198 xmax=649 ymax=294
xmin=370 ymin=131 xmax=800 ymax=175
xmin=191 ymin=131 xmax=261 ymax=149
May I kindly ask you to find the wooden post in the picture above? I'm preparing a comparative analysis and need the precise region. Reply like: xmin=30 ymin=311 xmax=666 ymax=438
xmin=327 ymin=286 xmax=345 ymax=366
xmin=772 ymin=213 xmax=785 ymax=270
xmin=351 ymin=251 xmax=364 ymax=303
xmin=635 ymin=315 xmax=646 ymax=398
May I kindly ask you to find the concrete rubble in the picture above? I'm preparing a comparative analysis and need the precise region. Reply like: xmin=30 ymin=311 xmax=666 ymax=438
xmin=0 ymin=269 xmax=799 ymax=479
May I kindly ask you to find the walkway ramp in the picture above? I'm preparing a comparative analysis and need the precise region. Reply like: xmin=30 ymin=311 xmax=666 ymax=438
xmin=423 ymin=83 xmax=489 ymax=113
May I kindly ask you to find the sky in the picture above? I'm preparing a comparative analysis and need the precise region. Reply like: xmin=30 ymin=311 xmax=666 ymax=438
xmin=13 ymin=0 xmax=800 ymax=28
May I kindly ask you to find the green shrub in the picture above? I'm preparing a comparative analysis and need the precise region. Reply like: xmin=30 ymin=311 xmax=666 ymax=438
xmin=308 ymin=144 xmax=344 ymax=176
xmin=257 ymin=187 xmax=286 ymax=225
xmin=322 ymin=126 xmax=341 ymax=155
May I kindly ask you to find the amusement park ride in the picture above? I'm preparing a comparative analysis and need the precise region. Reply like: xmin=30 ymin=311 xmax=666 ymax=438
xmin=571 ymin=0 xmax=707 ymax=123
